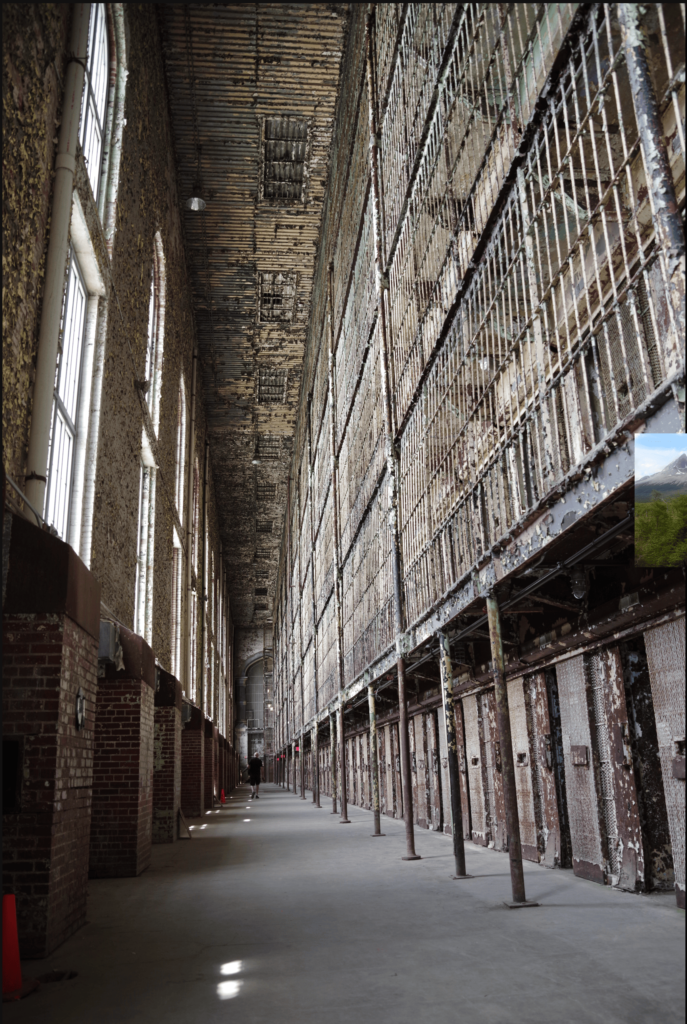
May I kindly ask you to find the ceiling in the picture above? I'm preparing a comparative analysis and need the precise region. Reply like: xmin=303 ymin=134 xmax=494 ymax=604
xmin=158 ymin=4 xmax=348 ymax=628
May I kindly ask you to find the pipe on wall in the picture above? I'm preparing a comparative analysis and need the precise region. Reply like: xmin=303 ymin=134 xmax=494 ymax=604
xmin=25 ymin=4 xmax=92 ymax=522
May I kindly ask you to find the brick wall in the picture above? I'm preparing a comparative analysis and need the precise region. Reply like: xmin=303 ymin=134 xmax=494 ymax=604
xmin=3 ymin=612 xmax=98 ymax=957
xmin=181 ymin=706 xmax=205 ymax=817
xmin=2 ymin=513 xmax=100 ymax=958
xmin=204 ymin=721 xmax=218 ymax=809
xmin=89 ymin=678 xmax=155 ymax=877
xmin=153 ymin=670 xmax=182 ymax=844
xmin=90 ymin=625 xmax=155 ymax=878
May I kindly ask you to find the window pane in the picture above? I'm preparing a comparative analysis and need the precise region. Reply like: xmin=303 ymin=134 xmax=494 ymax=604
xmin=57 ymin=257 xmax=87 ymax=424
xmin=46 ymin=410 xmax=74 ymax=540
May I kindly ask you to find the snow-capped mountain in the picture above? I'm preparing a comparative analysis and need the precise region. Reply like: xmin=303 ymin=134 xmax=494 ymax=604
xmin=636 ymin=453 xmax=687 ymax=501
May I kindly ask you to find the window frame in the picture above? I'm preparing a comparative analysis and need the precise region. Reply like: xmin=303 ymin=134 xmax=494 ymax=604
xmin=79 ymin=3 xmax=110 ymax=205
xmin=45 ymin=249 xmax=89 ymax=540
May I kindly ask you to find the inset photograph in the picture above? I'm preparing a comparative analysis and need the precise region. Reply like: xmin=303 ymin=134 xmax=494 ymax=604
xmin=635 ymin=434 xmax=687 ymax=566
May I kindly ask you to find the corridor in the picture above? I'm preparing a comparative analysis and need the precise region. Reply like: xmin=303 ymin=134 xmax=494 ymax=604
xmin=7 ymin=785 xmax=685 ymax=1024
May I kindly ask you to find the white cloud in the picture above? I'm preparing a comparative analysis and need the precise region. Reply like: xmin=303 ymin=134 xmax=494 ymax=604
xmin=635 ymin=447 xmax=684 ymax=480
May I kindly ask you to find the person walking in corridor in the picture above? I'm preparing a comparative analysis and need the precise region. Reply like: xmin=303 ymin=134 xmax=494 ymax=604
xmin=248 ymin=754 xmax=263 ymax=799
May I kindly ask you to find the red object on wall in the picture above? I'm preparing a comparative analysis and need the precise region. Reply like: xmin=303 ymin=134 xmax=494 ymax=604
xmin=2 ymin=895 xmax=22 ymax=996
xmin=220 ymin=789 xmax=226 ymax=803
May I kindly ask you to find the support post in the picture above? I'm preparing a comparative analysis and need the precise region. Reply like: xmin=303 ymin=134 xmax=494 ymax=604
xmin=338 ymin=704 xmax=350 ymax=823
xmin=330 ymin=712 xmax=337 ymax=814
xmin=365 ymin=11 xmax=418 ymax=860
xmin=313 ymin=726 xmax=321 ymax=807
xmin=286 ymin=746 xmax=290 ymax=792
xmin=486 ymin=596 xmax=538 ymax=908
xmin=367 ymin=685 xmax=384 ymax=836
xmin=437 ymin=631 xmax=471 ymax=878
xmin=300 ymin=734 xmax=306 ymax=800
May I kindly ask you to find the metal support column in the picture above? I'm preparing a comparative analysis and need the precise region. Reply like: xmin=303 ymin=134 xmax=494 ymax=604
xmin=313 ymin=726 xmax=321 ymax=807
xmin=330 ymin=712 xmax=338 ymax=814
xmin=366 ymin=10 xmax=418 ymax=859
xmin=300 ymin=734 xmax=306 ymax=800
xmin=437 ymin=631 xmax=472 ymax=878
xmin=367 ymin=685 xmax=385 ymax=836
xmin=486 ymin=596 xmax=539 ymax=908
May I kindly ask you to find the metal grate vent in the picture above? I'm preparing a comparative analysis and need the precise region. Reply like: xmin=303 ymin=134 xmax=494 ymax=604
xmin=257 ymin=482 xmax=277 ymax=501
xmin=256 ymin=520 xmax=273 ymax=534
xmin=254 ymin=604 xmax=269 ymax=612
xmin=255 ymin=568 xmax=269 ymax=583
xmin=255 ymin=587 xmax=268 ymax=596
xmin=255 ymin=548 xmax=271 ymax=560
xmin=259 ymin=272 xmax=297 ymax=323
xmin=263 ymin=117 xmax=307 ymax=202
xmin=258 ymin=368 xmax=288 ymax=404
xmin=257 ymin=434 xmax=281 ymax=460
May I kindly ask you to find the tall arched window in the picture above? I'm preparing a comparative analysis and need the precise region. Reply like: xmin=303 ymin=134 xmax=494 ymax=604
xmin=79 ymin=3 xmax=109 ymax=203
xmin=171 ymin=376 xmax=186 ymax=679
xmin=134 ymin=235 xmax=166 ymax=643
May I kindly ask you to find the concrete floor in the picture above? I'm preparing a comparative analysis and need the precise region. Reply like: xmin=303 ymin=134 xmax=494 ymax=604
xmin=7 ymin=784 xmax=685 ymax=1024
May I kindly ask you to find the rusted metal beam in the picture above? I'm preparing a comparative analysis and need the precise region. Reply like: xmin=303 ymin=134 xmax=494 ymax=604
xmin=366 ymin=5 xmax=419 ymax=861
xmin=486 ymin=595 xmax=539 ymax=908
xmin=437 ymin=631 xmax=471 ymax=879
xmin=367 ymin=684 xmax=385 ymax=837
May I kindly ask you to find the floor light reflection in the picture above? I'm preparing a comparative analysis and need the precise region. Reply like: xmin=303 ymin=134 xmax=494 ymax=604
xmin=217 ymin=980 xmax=242 ymax=1000
xmin=220 ymin=961 xmax=242 ymax=975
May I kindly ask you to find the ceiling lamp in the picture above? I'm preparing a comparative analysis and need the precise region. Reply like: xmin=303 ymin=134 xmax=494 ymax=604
xmin=570 ymin=566 xmax=586 ymax=600
xmin=185 ymin=195 xmax=206 ymax=211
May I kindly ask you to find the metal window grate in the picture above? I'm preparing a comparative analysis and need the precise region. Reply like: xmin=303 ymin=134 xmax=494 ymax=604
xmin=257 ymin=482 xmax=277 ymax=501
xmin=258 ymin=368 xmax=288 ymax=404
xmin=257 ymin=434 xmax=281 ymax=460
xmin=260 ymin=272 xmax=298 ymax=322
xmin=263 ymin=117 xmax=307 ymax=202
xmin=256 ymin=520 xmax=273 ymax=534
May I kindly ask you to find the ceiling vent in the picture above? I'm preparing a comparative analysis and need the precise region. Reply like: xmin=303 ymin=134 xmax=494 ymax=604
xmin=258 ymin=368 xmax=287 ymax=404
xmin=257 ymin=482 xmax=277 ymax=501
xmin=260 ymin=272 xmax=297 ymax=323
xmin=257 ymin=434 xmax=281 ymax=460
xmin=263 ymin=117 xmax=308 ymax=202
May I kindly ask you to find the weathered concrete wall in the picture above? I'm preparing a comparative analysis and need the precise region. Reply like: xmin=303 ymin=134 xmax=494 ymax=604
xmin=2 ymin=4 xmax=70 ymax=482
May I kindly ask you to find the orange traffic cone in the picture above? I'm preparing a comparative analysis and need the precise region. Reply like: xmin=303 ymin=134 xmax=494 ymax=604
xmin=2 ymin=895 xmax=22 ymax=998
xmin=220 ymin=789 xmax=226 ymax=804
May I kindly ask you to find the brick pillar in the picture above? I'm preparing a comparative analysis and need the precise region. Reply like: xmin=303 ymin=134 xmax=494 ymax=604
xmin=153 ymin=669 xmax=182 ymax=843
xmin=90 ymin=627 xmax=155 ymax=878
xmin=219 ymin=736 xmax=225 ymax=797
xmin=181 ymin=706 xmax=205 ymax=817
xmin=204 ymin=720 xmax=218 ymax=809
xmin=2 ymin=514 xmax=100 ymax=957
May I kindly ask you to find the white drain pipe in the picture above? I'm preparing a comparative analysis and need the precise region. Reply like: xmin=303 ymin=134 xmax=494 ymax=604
xmin=24 ymin=4 xmax=91 ymax=523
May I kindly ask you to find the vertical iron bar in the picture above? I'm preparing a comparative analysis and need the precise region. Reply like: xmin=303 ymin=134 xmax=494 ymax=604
xmin=368 ymin=684 xmax=385 ymax=836
xmin=328 ymin=262 xmax=350 ymax=824
xmin=618 ymin=3 xmax=685 ymax=400
xmin=300 ymin=732 xmax=306 ymax=800
xmin=486 ymin=595 xmax=538 ymax=907
xmin=366 ymin=7 xmax=419 ymax=859
xmin=330 ymin=711 xmax=338 ymax=814
xmin=437 ymin=630 xmax=471 ymax=878
xmin=313 ymin=725 xmax=321 ymax=807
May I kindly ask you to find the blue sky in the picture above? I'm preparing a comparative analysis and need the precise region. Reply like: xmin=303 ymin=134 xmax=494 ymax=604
xmin=635 ymin=433 xmax=687 ymax=479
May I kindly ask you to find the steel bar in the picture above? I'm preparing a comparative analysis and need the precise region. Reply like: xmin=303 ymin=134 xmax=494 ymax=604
xmin=367 ymin=684 xmax=385 ymax=836
xmin=313 ymin=726 xmax=321 ymax=807
xmin=618 ymin=3 xmax=686 ymax=393
xmin=437 ymin=631 xmax=471 ymax=878
xmin=330 ymin=712 xmax=338 ymax=814
xmin=328 ymin=262 xmax=350 ymax=824
xmin=366 ymin=7 xmax=418 ymax=859
xmin=300 ymin=734 xmax=306 ymax=800
xmin=486 ymin=595 xmax=538 ymax=907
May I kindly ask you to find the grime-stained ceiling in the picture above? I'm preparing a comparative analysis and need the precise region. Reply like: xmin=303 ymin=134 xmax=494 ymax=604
xmin=158 ymin=4 xmax=348 ymax=628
